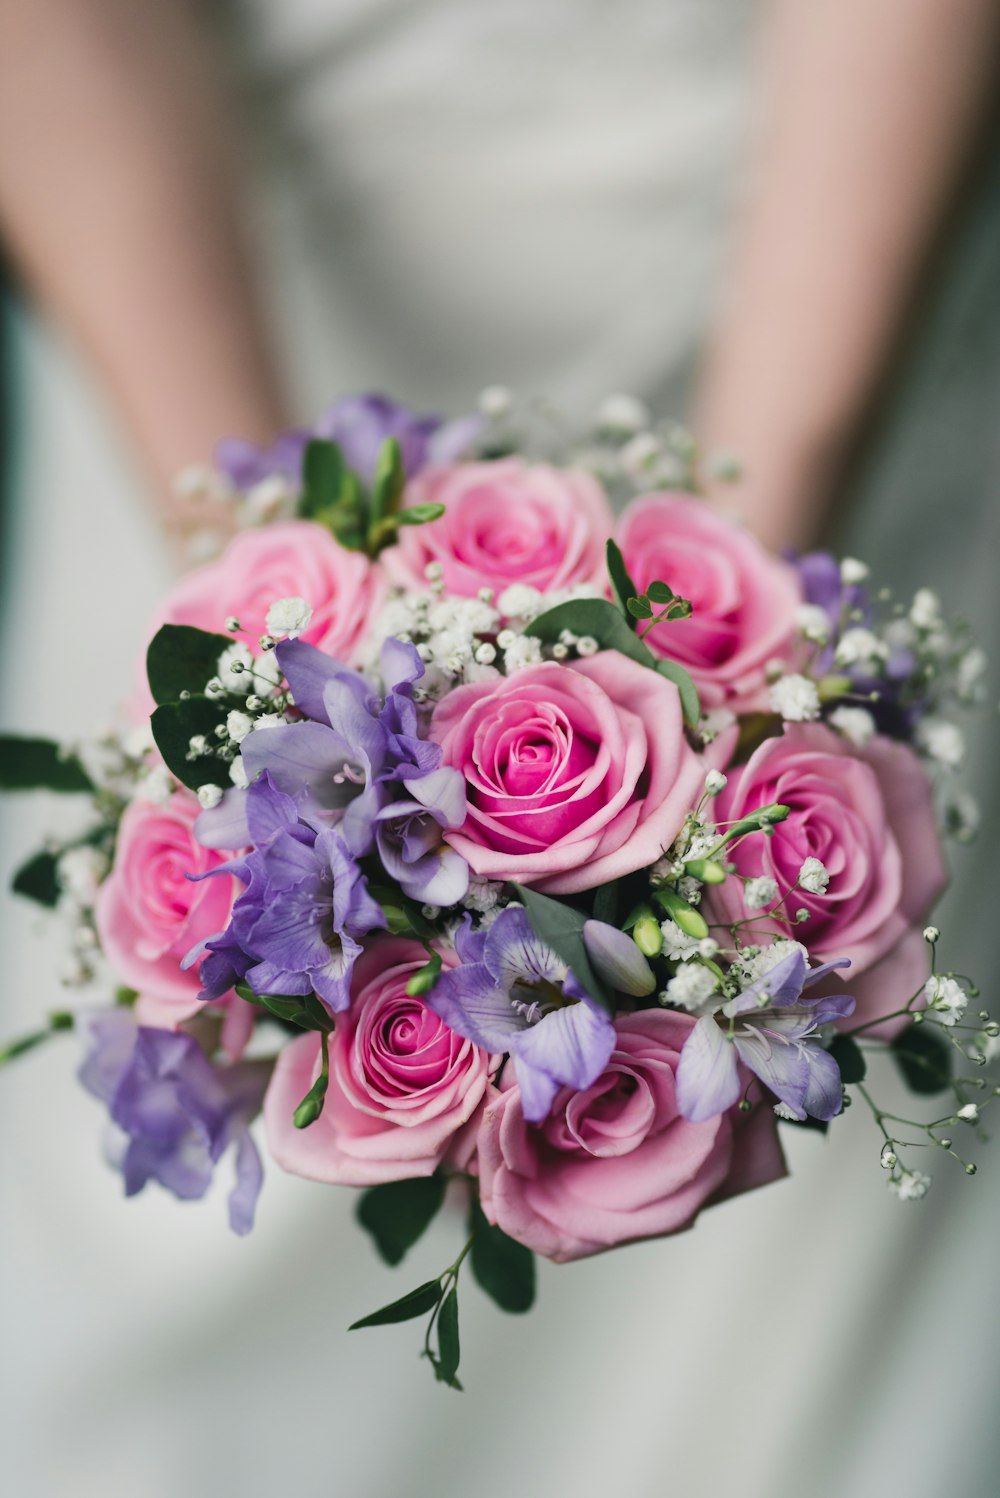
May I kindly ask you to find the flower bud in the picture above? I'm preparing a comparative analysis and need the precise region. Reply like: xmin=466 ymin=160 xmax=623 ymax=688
xmin=631 ymin=909 xmax=664 ymax=959
xmin=683 ymin=858 xmax=727 ymax=885
xmin=583 ymin=920 xmax=657 ymax=996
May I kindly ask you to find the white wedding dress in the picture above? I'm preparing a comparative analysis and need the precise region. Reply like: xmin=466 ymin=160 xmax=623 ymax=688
xmin=2 ymin=4 xmax=999 ymax=1496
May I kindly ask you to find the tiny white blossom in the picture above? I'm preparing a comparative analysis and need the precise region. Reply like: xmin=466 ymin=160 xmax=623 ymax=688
xmin=704 ymin=769 xmax=727 ymax=797
xmin=956 ymin=646 xmax=988 ymax=703
xmin=265 ymin=596 xmax=313 ymax=640
xmin=497 ymin=584 xmax=543 ymax=621
xmin=676 ymin=876 xmax=702 ymax=906
xmin=253 ymin=649 xmax=283 ymax=691
xmin=890 ymin=1170 xmax=932 ymax=1202
xmin=699 ymin=707 xmax=737 ymax=745
xmin=909 ymin=588 xmax=942 ymax=631
xmin=697 ymin=937 xmax=719 ymax=959
xmin=835 ymin=628 xmax=888 ymax=671
xmin=121 ymin=724 xmax=155 ymax=760
xmin=463 ymin=877 xmax=503 ymax=914
xmin=58 ymin=847 xmax=107 ymax=904
xmin=135 ymin=765 xmax=174 ymax=805
xmin=226 ymin=710 xmax=254 ymax=744
xmin=576 ymin=635 xmax=599 ymax=657
xmin=474 ymin=642 xmax=497 ymax=666
xmin=197 ymin=783 xmax=224 ymax=809
xmin=244 ymin=474 xmax=294 ymax=523
xmin=916 ymin=717 xmax=965 ymax=770
xmin=619 ymin=432 xmax=662 ymax=478
xmin=660 ymin=920 xmax=700 ymax=962
xmin=945 ymin=789 xmax=980 ymax=843
xmin=503 ymin=635 xmax=544 ymax=673
xmin=252 ymin=712 xmax=286 ymax=731
xmin=769 ymin=674 xmax=821 ymax=722
xmin=744 ymin=876 xmax=779 ymax=910
xmin=798 ymin=857 xmax=830 ymax=895
xmin=840 ymin=557 xmax=869 ymax=585
xmin=923 ymin=926 xmax=940 ymax=943
xmin=663 ymin=964 xmax=718 ymax=1012
xmin=828 ymin=705 xmax=876 ymax=748
xmin=956 ymin=1103 xmax=980 ymax=1123
xmin=230 ymin=758 xmax=249 ymax=790
xmin=773 ymin=1102 xmax=799 ymax=1121
xmin=924 ymin=975 xmax=968 ymax=1026
xmin=596 ymin=392 xmax=650 ymax=435
xmin=796 ymin=603 xmax=831 ymax=644
xmin=478 ymin=384 xmax=513 ymax=418
xmin=735 ymin=941 xmax=808 ymax=985
xmin=217 ymin=642 xmax=255 ymax=693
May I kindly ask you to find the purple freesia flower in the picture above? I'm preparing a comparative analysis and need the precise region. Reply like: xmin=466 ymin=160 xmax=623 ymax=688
xmin=78 ymin=1007 xmax=267 ymax=1234
xmin=374 ymin=766 xmax=469 ymax=906
xmin=189 ymin=772 xmax=385 ymax=1014
xmin=426 ymin=908 xmax=616 ymax=1123
xmin=215 ymin=392 xmax=481 ymax=491
xmin=675 ymin=947 xmax=855 ymax=1124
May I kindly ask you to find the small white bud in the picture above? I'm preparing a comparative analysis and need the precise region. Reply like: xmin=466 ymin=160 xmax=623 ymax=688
xmin=923 ymin=926 xmax=940 ymax=944
xmin=226 ymin=710 xmax=254 ymax=744
xmin=798 ymin=857 xmax=830 ymax=895
xmin=197 ymin=783 xmax=224 ymax=809
xmin=744 ymin=876 xmax=779 ymax=911
xmin=769 ymin=674 xmax=821 ymax=722
xmin=265 ymin=596 xmax=313 ymax=640
xmin=229 ymin=758 xmax=249 ymax=790
xmin=478 ymin=385 xmax=513 ymax=418
xmin=956 ymin=1103 xmax=980 ymax=1123
xmin=704 ymin=769 xmax=727 ymax=797
xmin=840 ymin=557 xmax=869 ymax=585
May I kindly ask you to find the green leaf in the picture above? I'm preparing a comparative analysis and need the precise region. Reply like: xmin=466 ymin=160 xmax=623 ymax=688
xmin=349 ymin=1279 xmax=443 ymax=1331
xmin=150 ymin=697 xmax=231 ymax=791
xmin=591 ymin=883 xmax=617 ymax=925
xmin=777 ymin=1113 xmax=829 ymax=1134
xmin=366 ymin=886 xmax=435 ymax=939
xmin=605 ymin=539 xmax=640 ymax=624
xmin=827 ymin=1034 xmax=866 ymax=1085
xmin=146 ymin=624 xmax=234 ymax=707
xmin=513 ymin=884 xmax=613 ymax=1013
xmin=0 ymin=735 xmax=94 ymax=793
xmin=654 ymin=657 xmax=701 ymax=728
xmin=356 ymin=1175 xmax=447 ymax=1267
xmin=369 ymin=437 xmax=406 ymax=530
xmin=626 ymin=596 xmax=654 ymax=620
xmin=892 ymin=1022 xmax=953 ymax=1095
xmin=397 ymin=503 xmax=447 ymax=527
xmin=300 ymin=438 xmax=345 ymax=518
xmin=12 ymin=849 xmax=60 ymax=906
xmin=436 ymin=1286 xmax=461 ymax=1387
xmin=234 ymin=984 xmax=332 ymax=1033
xmin=645 ymin=579 xmax=675 ymax=604
xmin=368 ymin=502 xmax=447 ymax=556
xmin=469 ymin=1201 xmax=536 ymax=1313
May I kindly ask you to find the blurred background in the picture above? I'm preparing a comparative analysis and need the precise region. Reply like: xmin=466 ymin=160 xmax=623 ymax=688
xmin=1 ymin=3 xmax=999 ymax=1495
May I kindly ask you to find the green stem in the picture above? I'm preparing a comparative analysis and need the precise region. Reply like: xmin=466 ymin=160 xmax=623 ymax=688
xmin=0 ymin=1011 xmax=74 ymax=1067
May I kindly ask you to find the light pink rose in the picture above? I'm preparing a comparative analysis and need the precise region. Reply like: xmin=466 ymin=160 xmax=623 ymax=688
xmin=94 ymin=790 xmax=238 ymax=1025
xmin=477 ymin=1008 xmax=786 ymax=1262
xmin=264 ymin=939 xmax=495 ymax=1186
xmin=381 ymin=459 xmax=613 ymax=598
xmin=134 ymin=521 xmax=384 ymax=712
xmin=430 ymin=655 xmax=704 ymax=893
xmin=615 ymin=494 xmax=802 ymax=711
xmin=709 ymin=725 xmax=946 ymax=1029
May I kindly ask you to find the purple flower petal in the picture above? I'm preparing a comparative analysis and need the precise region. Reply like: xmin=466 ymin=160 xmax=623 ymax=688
xmin=426 ymin=964 xmax=526 ymax=1052
xmin=676 ymin=1016 xmax=742 ymax=1122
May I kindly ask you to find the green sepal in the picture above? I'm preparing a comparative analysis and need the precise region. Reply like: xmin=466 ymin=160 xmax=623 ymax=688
xmin=348 ymin=1279 xmax=444 ymax=1331
xmin=150 ymin=697 xmax=231 ymax=791
xmin=514 ymin=883 xmax=613 ymax=1014
xmin=605 ymin=539 xmax=640 ymax=625
xmin=12 ymin=849 xmax=61 ymax=907
xmin=356 ymin=1174 xmax=447 ymax=1267
xmin=406 ymin=951 xmax=443 ymax=997
xmin=892 ymin=1021 xmax=953 ymax=1095
xmin=146 ymin=624 xmax=233 ymax=707
xmin=435 ymin=1286 xmax=461 ymax=1388
xmin=827 ymin=1033 xmax=866 ymax=1085
xmin=468 ymin=1199 xmax=536 ymax=1313
xmin=0 ymin=735 xmax=94 ymax=794
xmin=369 ymin=436 xmax=406 ymax=530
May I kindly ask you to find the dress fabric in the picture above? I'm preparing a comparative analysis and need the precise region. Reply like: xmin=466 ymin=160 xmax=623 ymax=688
xmin=1 ymin=4 xmax=999 ymax=1496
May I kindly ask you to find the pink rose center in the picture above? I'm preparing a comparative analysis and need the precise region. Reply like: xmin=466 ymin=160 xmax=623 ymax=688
xmin=450 ymin=490 xmax=561 ymax=575
xmin=357 ymin=993 xmax=463 ymax=1101
xmin=544 ymin=1061 xmax=667 ymax=1159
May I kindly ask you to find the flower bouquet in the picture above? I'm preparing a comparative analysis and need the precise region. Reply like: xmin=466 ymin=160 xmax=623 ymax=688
xmin=1 ymin=391 xmax=993 ymax=1389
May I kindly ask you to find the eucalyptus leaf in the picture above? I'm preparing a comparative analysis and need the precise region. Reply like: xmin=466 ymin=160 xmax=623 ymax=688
xmin=645 ymin=579 xmax=675 ymax=604
xmin=356 ymin=1175 xmax=447 ymax=1266
xmin=436 ymin=1287 xmax=461 ymax=1388
xmin=150 ymin=698 xmax=231 ymax=791
xmin=626 ymin=596 xmax=654 ymax=620
xmin=827 ymin=1034 xmax=866 ymax=1085
xmin=654 ymin=657 xmax=701 ymax=728
xmin=892 ymin=1022 xmax=953 ymax=1095
xmin=469 ymin=1201 xmax=536 ymax=1313
xmin=349 ymin=1279 xmax=443 ymax=1330
xmin=12 ymin=849 xmax=60 ymax=907
xmin=146 ymin=624 xmax=233 ymax=707
xmin=300 ymin=438 xmax=344 ymax=518
xmin=369 ymin=437 xmax=406 ymax=529
xmin=0 ymin=735 xmax=94 ymax=793
xmin=514 ymin=884 xmax=613 ymax=1014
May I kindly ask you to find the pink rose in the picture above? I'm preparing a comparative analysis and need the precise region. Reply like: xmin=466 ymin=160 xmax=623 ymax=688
xmin=264 ymin=939 xmax=495 ymax=1186
xmin=709 ymin=725 xmax=946 ymax=1029
xmin=381 ymin=459 xmax=613 ymax=598
xmin=140 ymin=521 xmax=383 ymax=701
xmin=430 ymin=654 xmax=704 ymax=893
xmin=477 ymin=1008 xmax=786 ymax=1262
xmin=615 ymin=494 xmax=802 ymax=711
xmin=94 ymin=790 xmax=238 ymax=1025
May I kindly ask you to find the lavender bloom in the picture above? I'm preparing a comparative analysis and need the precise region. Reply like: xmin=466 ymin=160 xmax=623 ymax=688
xmin=190 ymin=773 xmax=385 ymax=1014
xmin=374 ymin=767 xmax=469 ymax=906
xmin=675 ymin=948 xmax=855 ymax=1124
xmin=427 ymin=908 xmax=616 ymax=1122
xmin=795 ymin=551 xmax=871 ymax=674
xmin=215 ymin=392 xmax=481 ymax=492
xmin=78 ymin=1008 xmax=267 ymax=1234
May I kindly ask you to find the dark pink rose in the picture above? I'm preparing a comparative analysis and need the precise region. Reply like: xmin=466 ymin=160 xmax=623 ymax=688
xmin=94 ymin=790 xmax=238 ymax=1023
xmin=615 ymin=494 xmax=802 ymax=711
xmin=264 ymin=939 xmax=495 ymax=1186
xmin=709 ymin=725 xmax=947 ymax=1029
xmin=429 ymin=654 xmax=704 ymax=893
xmin=476 ymin=1008 xmax=786 ymax=1262
xmin=382 ymin=459 xmax=613 ymax=598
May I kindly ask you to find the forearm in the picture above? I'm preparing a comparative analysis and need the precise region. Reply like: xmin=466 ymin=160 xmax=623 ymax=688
xmin=695 ymin=0 xmax=1000 ymax=551
xmin=0 ymin=0 xmax=285 ymax=518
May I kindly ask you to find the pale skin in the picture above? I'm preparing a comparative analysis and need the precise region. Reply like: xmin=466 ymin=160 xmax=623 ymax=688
xmin=0 ymin=0 xmax=997 ymax=555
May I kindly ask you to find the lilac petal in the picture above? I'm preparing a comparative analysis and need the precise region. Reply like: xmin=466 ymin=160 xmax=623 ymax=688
xmin=275 ymin=638 xmax=352 ymax=724
xmin=227 ymin=1122 xmax=264 ymax=1235
xmin=454 ymin=914 xmax=487 ymax=966
xmin=78 ymin=1009 xmax=137 ymax=1105
xmin=582 ymin=920 xmax=656 ymax=997
xmin=485 ymin=906 xmax=564 ymax=991
xmin=804 ymin=991 xmax=856 ymax=1026
xmin=401 ymin=846 xmax=469 ymax=906
xmin=514 ymin=999 xmax=616 ymax=1095
xmin=426 ymin=964 xmax=524 ymax=1051
xmin=428 ymin=413 xmax=484 ymax=465
xmin=240 ymin=722 xmax=350 ymax=812
xmin=259 ymin=828 xmax=322 ymax=890
xmin=676 ymin=1016 xmax=742 ymax=1122
xmin=321 ymin=679 xmax=387 ymax=777
xmin=380 ymin=636 xmax=425 ymax=695
xmin=244 ymin=961 xmax=313 ymax=996
xmin=802 ymin=1046 xmax=845 ymax=1121
xmin=803 ymin=956 xmax=852 ymax=988
xmin=514 ymin=1061 xmax=561 ymax=1124
xmin=248 ymin=886 xmax=332 ymax=971
xmin=310 ymin=933 xmax=361 ymax=1013
xmin=195 ymin=789 xmax=250 ymax=850
xmin=735 ymin=1030 xmax=810 ymax=1119
xmin=726 ymin=948 xmax=808 ymax=1016
xmin=402 ymin=766 xmax=467 ymax=829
